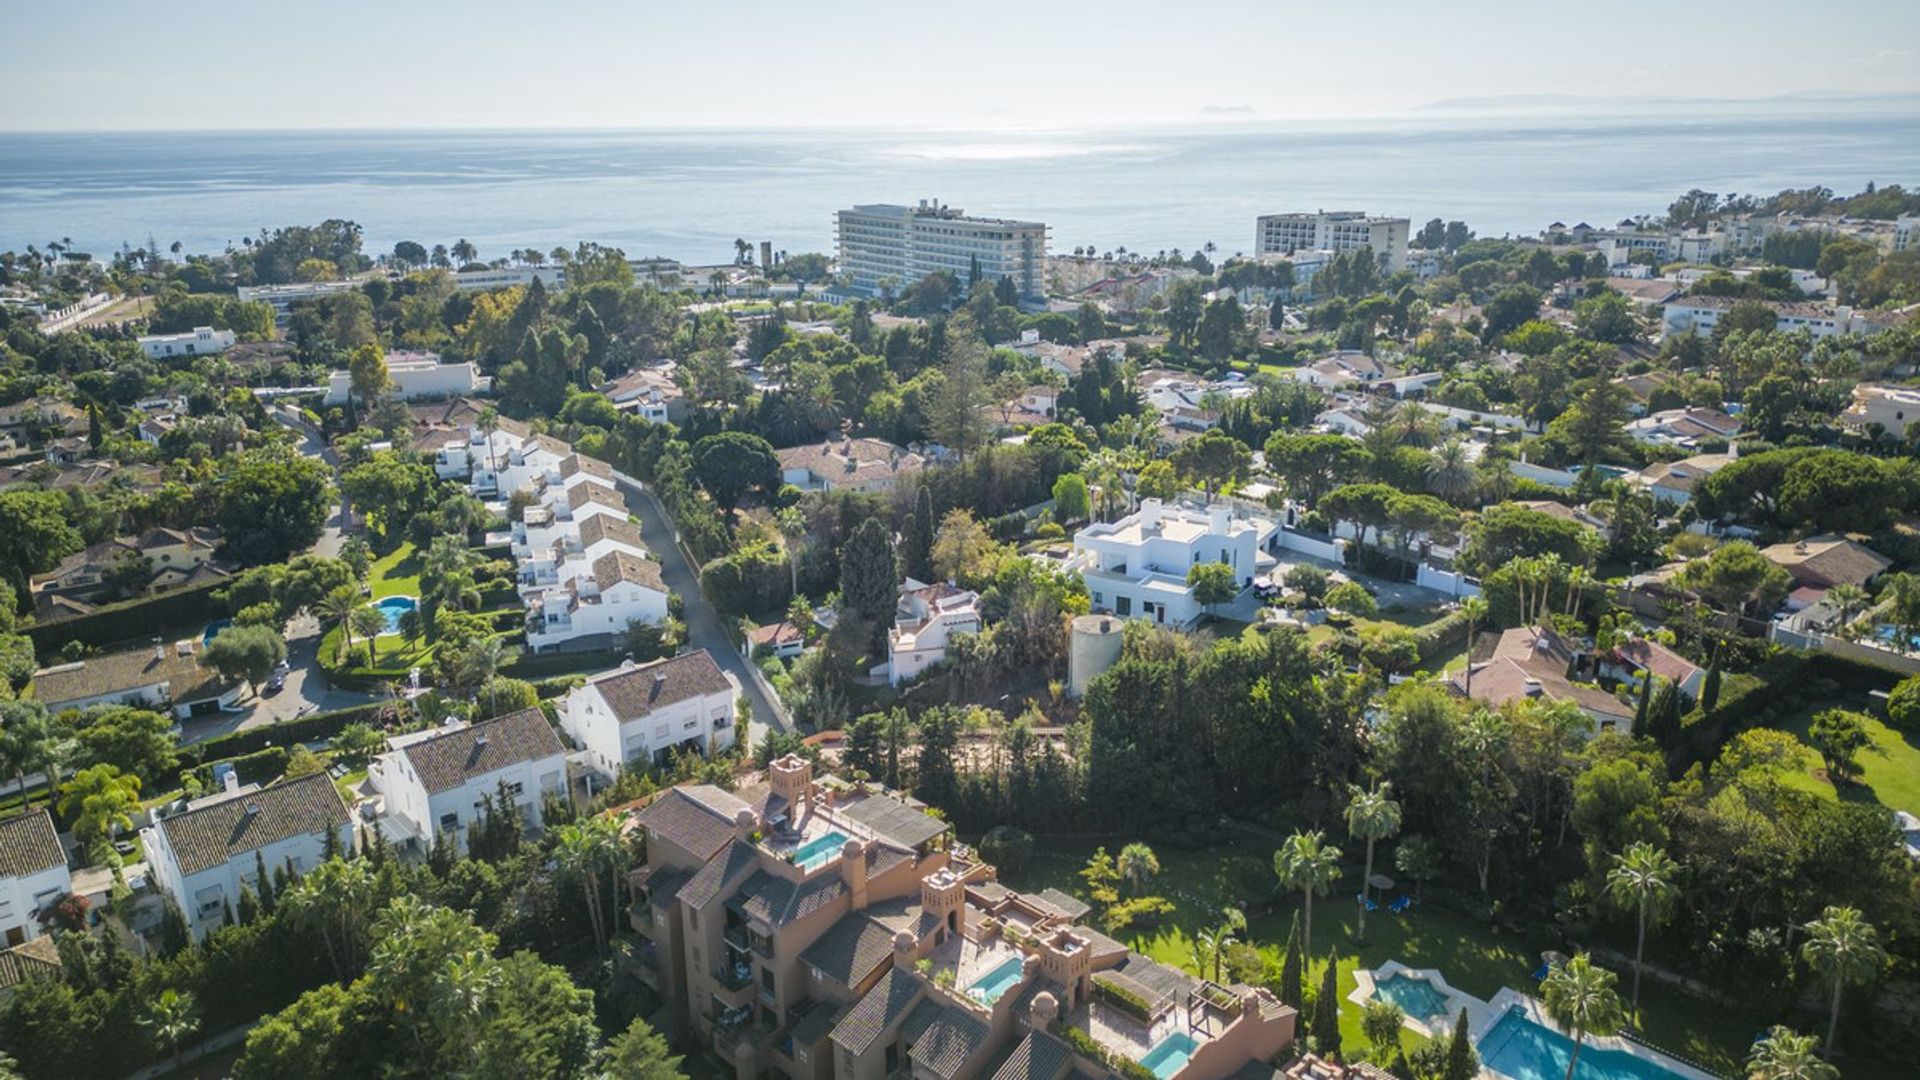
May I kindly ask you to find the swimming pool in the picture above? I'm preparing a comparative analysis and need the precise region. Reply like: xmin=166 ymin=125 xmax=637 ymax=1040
xmin=1373 ymin=972 xmax=1449 ymax=1021
xmin=202 ymin=618 xmax=231 ymax=644
xmin=372 ymin=595 xmax=418 ymax=634
xmin=1141 ymin=1032 xmax=1198 ymax=1080
xmin=790 ymin=830 xmax=848 ymax=870
xmin=1478 ymin=1006 xmax=1692 ymax=1080
xmin=966 ymin=956 xmax=1025 ymax=1005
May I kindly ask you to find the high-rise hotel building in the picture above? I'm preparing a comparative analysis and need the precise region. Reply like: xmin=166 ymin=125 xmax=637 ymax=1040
xmin=835 ymin=200 xmax=1047 ymax=300
xmin=1255 ymin=210 xmax=1410 ymax=272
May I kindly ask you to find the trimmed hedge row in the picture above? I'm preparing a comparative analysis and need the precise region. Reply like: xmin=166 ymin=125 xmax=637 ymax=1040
xmin=188 ymin=746 xmax=292 ymax=790
xmin=506 ymin=648 xmax=626 ymax=680
xmin=1090 ymin=974 xmax=1156 ymax=1023
xmin=182 ymin=701 xmax=386 ymax=766
xmin=1412 ymin=608 xmax=1472 ymax=662
xmin=26 ymin=581 xmax=229 ymax=653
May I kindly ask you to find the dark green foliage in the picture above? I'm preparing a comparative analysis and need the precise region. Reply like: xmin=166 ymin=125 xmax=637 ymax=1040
xmin=1313 ymin=949 xmax=1341 ymax=1056
xmin=1278 ymin=911 xmax=1303 ymax=1008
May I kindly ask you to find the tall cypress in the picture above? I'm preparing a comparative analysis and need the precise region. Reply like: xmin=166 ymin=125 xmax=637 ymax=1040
xmin=1701 ymin=662 xmax=1722 ymax=714
xmin=1444 ymin=1008 xmax=1478 ymax=1080
xmin=1632 ymin=675 xmax=1654 ymax=739
xmin=254 ymin=850 xmax=276 ymax=913
xmin=1277 ymin=911 xmax=1303 ymax=1008
xmin=1314 ymin=949 xmax=1341 ymax=1058
xmin=905 ymin=486 xmax=936 ymax=583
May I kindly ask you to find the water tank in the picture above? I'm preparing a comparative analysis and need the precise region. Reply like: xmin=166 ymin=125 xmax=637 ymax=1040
xmin=1068 ymin=614 xmax=1125 ymax=698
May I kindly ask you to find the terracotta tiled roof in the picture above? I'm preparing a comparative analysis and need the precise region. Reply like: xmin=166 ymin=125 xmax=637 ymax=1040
xmin=30 ymin=641 xmax=234 ymax=710
xmin=802 ymin=911 xmax=898 ymax=990
xmin=592 ymin=550 xmax=666 ymax=593
xmin=585 ymin=653 xmax=732 ymax=722
xmin=830 ymin=968 xmax=924 ymax=1054
xmin=674 ymin=838 xmax=760 ymax=909
xmin=731 ymin=868 xmax=847 ymax=927
xmin=1760 ymin=535 xmax=1891 ymax=588
xmin=0 ymin=810 xmax=65 ymax=879
xmin=633 ymin=785 xmax=748 ymax=862
xmin=567 ymin=481 xmax=625 ymax=513
xmin=577 ymin=513 xmax=645 ymax=554
xmin=1451 ymin=626 xmax=1629 ymax=722
xmin=989 ymin=1031 xmax=1074 ymax=1080
xmin=1611 ymin=639 xmax=1703 ymax=688
xmin=904 ymin=999 xmax=990 ymax=1080
xmin=399 ymin=709 xmax=565 ymax=795
xmin=155 ymin=773 xmax=348 ymax=876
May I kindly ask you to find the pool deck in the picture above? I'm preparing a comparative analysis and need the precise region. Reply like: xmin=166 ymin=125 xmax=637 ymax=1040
xmin=1474 ymin=989 xmax=1723 ymax=1080
xmin=1349 ymin=960 xmax=1493 ymax=1037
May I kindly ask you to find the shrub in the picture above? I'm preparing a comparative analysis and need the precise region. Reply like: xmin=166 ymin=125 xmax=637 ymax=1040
xmin=1091 ymin=974 xmax=1157 ymax=1023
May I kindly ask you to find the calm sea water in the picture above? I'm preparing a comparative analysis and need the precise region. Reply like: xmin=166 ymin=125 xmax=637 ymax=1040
xmin=3 ymin=114 xmax=1918 ymax=265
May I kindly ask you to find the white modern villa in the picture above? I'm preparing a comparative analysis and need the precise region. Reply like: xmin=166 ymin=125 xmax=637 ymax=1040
xmin=1068 ymin=500 xmax=1276 ymax=628
xmin=368 ymin=709 xmax=570 ymax=854
xmin=884 ymin=579 xmax=983 ymax=686
xmin=557 ymin=652 xmax=739 ymax=776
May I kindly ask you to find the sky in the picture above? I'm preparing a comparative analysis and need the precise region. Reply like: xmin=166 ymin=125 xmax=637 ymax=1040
xmin=4 ymin=0 xmax=1919 ymax=131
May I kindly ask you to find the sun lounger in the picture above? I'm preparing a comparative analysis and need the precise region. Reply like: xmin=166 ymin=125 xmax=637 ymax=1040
xmin=1388 ymin=895 xmax=1413 ymax=915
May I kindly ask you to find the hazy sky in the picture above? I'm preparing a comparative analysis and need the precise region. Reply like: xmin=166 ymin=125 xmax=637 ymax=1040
xmin=6 ymin=0 xmax=1918 ymax=131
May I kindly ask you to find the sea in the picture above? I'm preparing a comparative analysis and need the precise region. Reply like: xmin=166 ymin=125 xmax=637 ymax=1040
xmin=3 ymin=111 xmax=1919 ymax=266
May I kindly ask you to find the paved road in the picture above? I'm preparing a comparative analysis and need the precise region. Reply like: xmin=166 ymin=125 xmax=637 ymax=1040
xmin=617 ymin=477 xmax=788 ymax=747
xmin=179 ymin=615 xmax=380 ymax=745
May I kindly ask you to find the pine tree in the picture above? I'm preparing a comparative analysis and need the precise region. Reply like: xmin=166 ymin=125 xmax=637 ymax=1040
xmin=1314 ymin=949 xmax=1341 ymax=1058
xmin=1277 ymin=911 xmax=1303 ymax=1008
xmin=905 ymin=487 xmax=936 ymax=583
xmin=1444 ymin=1008 xmax=1478 ymax=1080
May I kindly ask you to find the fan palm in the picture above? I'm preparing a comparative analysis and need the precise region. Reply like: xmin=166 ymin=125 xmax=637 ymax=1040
xmin=1604 ymin=842 xmax=1680 ymax=1023
xmin=1541 ymin=953 xmax=1624 ymax=1080
xmin=138 ymin=988 xmax=200 ymax=1071
xmin=1116 ymin=842 xmax=1160 ymax=896
xmin=1426 ymin=439 xmax=1475 ymax=503
xmin=1800 ymin=906 xmax=1885 ymax=1057
xmin=1345 ymin=783 xmax=1402 ymax=941
xmin=1272 ymin=830 xmax=1341 ymax=961
xmin=316 ymin=584 xmax=362 ymax=663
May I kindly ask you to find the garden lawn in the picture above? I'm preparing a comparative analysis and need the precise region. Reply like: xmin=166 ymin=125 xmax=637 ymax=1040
xmin=993 ymin=837 xmax=1818 ymax=1077
xmin=368 ymin=542 xmax=423 ymax=598
xmin=1776 ymin=703 xmax=1920 ymax=814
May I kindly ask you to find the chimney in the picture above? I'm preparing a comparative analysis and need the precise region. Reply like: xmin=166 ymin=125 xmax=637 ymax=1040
xmin=1031 ymin=991 xmax=1060 ymax=1029
xmin=734 ymin=808 xmax=757 ymax=843
xmin=153 ymin=639 xmax=166 ymax=662
xmin=893 ymin=929 xmax=916 ymax=967
xmin=1209 ymin=506 xmax=1231 ymax=535
xmin=220 ymin=768 xmax=240 ymax=794
xmin=1139 ymin=499 xmax=1162 ymax=530
xmin=841 ymin=839 xmax=869 ymax=910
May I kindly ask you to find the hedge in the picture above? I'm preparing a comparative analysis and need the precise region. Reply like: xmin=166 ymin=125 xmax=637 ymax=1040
xmin=182 ymin=701 xmax=386 ymax=765
xmin=189 ymin=746 xmax=291 ymax=790
xmin=1412 ymin=608 xmax=1472 ymax=662
xmin=26 ymin=580 xmax=229 ymax=653
xmin=506 ymin=648 xmax=626 ymax=680
xmin=1090 ymin=973 xmax=1157 ymax=1023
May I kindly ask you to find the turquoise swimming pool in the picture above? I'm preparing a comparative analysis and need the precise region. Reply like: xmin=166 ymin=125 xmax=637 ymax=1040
xmin=1141 ymin=1032 xmax=1197 ymax=1080
xmin=1478 ymin=1007 xmax=1692 ymax=1080
xmin=372 ymin=595 xmax=417 ymax=634
xmin=1374 ymin=973 xmax=1449 ymax=1021
xmin=791 ymin=830 xmax=848 ymax=870
xmin=966 ymin=956 xmax=1025 ymax=1005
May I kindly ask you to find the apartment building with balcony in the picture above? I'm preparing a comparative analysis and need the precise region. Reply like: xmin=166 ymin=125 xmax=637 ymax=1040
xmin=1255 ymin=210 xmax=1409 ymax=273
xmin=1840 ymin=383 xmax=1920 ymax=441
xmin=524 ymin=548 xmax=670 ymax=652
xmin=518 ymin=513 xmax=649 ymax=599
xmin=367 ymin=708 xmax=570 ymax=855
xmin=1068 ymin=500 xmax=1275 ymax=628
xmin=835 ymin=201 xmax=1047 ymax=301
xmin=626 ymin=756 xmax=1297 ymax=1080
xmin=559 ymin=651 xmax=739 ymax=776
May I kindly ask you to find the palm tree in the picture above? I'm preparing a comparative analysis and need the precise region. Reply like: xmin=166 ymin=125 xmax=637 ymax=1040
xmin=1800 ymin=906 xmax=1885 ymax=1058
xmin=1459 ymin=596 xmax=1488 ymax=696
xmin=281 ymin=857 xmax=376 ymax=980
xmin=350 ymin=605 xmax=387 ymax=664
xmin=138 ymin=988 xmax=200 ymax=1071
xmin=776 ymin=507 xmax=807 ymax=598
xmin=459 ymin=635 xmax=514 ymax=715
xmin=451 ymin=239 xmax=477 ymax=266
xmin=476 ymin=406 xmax=500 ymax=476
xmin=1747 ymin=1027 xmax=1838 ymax=1080
xmin=1426 ymin=439 xmax=1475 ymax=504
xmin=0 ymin=702 xmax=60 ymax=809
xmin=1542 ymin=953 xmax=1625 ymax=1080
xmin=428 ymin=948 xmax=501 ymax=1065
xmin=59 ymin=764 xmax=141 ymax=851
xmin=1826 ymin=584 xmax=1868 ymax=633
xmin=1116 ymin=842 xmax=1160 ymax=896
xmin=1345 ymin=783 xmax=1402 ymax=941
xmin=555 ymin=820 xmax=610 ymax=954
xmin=317 ymin=584 xmax=362 ymax=663
xmin=1604 ymin=842 xmax=1679 ymax=1024
xmin=1192 ymin=907 xmax=1247 ymax=982
xmin=1272 ymin=830 xmax=1342 ymax=961
xmin=1393 ymin=835 xmax=1440 ymax=902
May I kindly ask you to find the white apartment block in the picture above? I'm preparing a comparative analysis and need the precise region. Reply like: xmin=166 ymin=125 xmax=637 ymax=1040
xmin=558 ymin=652 xmax=738 ymax=777
xmin=1840 ymin=384 xmax=1920 ymax=441
xmin=237 ymin=280 xmax=363 ymax=323
xmin=142 ymin=773 xmax=351 ymax=940
xmin=453 ymin=266 xmax=566 ymax=292
xmin=518 ymin=512 xmax=649 ymax=599
xmin=0 ymin=811 xmax=71 ymax=946
xmin=324 ymin=352 xmax=488 ymax=405
xmin=137 ymin=326 xmax=236 ymax=360
xmin=1896 ymin=215 xmax=1918 ymax=253
xmin=835 ymin=200 xmax=1047 ymax=300
xmin=1255 ymin=210 xmax=1409 ymax=272
xmin=1069 ymin=499 xmax=1275 ymax=628
xmin=884 ymin=579 xmax=982 ymax=686
xmin=524 ymin=548 xmax=670 ymax=653
xmin=368 ymin=709 xmax=569 ymax=854
xmin=1662 ymin=296 xmax=1909 ymax=339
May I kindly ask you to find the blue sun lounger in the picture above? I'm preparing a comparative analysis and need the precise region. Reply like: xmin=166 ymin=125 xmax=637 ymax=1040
xmin=1357 ymin=893 xmax=1378 ymax=912
xmin=1533 ymin=962 xmax=1551 ymax=981
xmin=1388 ymin=895 xmax=1413 ymax=915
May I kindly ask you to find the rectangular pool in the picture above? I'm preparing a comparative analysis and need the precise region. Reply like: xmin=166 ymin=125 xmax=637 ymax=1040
xmin=1141 ymin=1032 xmax=1197 ymax=1080
xmin=791 ymin=830 xmax=848 ymax=871
xmin=1478 ymin=1007 xmax=1693 ymax=1080
xmin=1374 ymin=973 xmax=1449 ymax=1021
xmin=966 ymin=956 xmax=1025 ymax=1005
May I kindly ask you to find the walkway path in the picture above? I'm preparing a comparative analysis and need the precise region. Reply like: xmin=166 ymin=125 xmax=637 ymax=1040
xmin=614 ymin=475 xmax=789 ymax=745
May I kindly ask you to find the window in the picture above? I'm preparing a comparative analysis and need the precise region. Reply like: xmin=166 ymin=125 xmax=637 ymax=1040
xmin=194 ymin=885 xmax=224 ymax=918
xmin=505 ymin=781 xmax=525 ymax=798
xmin=440 ymin=812 xmax=461 ymax=832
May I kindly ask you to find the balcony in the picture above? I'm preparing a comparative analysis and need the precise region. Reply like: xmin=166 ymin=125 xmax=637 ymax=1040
xmin=629 ymin=901 xmax=655 ymax=936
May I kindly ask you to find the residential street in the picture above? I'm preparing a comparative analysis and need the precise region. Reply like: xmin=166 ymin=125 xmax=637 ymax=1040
xmin=616 ymin=476 xmax=789 ymax=746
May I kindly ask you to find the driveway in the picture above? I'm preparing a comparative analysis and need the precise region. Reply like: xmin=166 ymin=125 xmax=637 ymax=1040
xmin=616 ymin=478 xmax=788 ymax=746
xmin=179 ymin=613 xmax=379 ymax=746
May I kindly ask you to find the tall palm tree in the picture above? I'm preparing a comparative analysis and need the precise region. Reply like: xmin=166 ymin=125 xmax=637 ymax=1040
xmin=1345 ymin=783 xmax=1402 ymax=941
xmin=1272 ymin=830 xmax=1342 ymax=961
xmin=428 ymin=948 xmax=501 ymax=1066
xmin=476 ymin=406 xmax=500 ymax=476
xmin=0 ymin=702 xmax=60 ymax=809
xmin=1426 ymin=439 xmax=1475 ymax=504
xmin=282 ymin=857 xmax=376 ymax=980
xmin=1542 ymin=953 xmax=1624 ymax=1080
xmin=460 ymin=635 xmax=514 ymax=715
xmin=555 ymin=820 xmax=610 ymax=954
xmin=1747 ymin=1027 xmax=1837 ymax=1080
xmin=776 ymin=507 xmax=807 ymax=598
xmin=138 ymin=988 xmax=200 ymax=1071
xmin=1800 ymin=906 xmax=1885 ymax=1058
xmin=317 ymin=584 xmax=362 ymax=663
xmin=1604 ymin=841 xmax=1680 ymax=1023
xmin=1192 ymin=907 xmax=1247 ymax=982
xmin=350 ymin=605 xmax=387 ymax=665
xmin=1459 ymin=596 xmax=1488 ymax=697
xmin=1116 ymin=842 xmax=1160 ymax=896
xmin=1825 ymin=584 xmax=1868 ymax=632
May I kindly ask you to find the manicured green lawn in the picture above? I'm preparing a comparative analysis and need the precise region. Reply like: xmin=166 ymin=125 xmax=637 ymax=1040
xmin=1776 ymin=703 xmax=1920 ymax=814
xmin=369 ymin=542 xmax=423 ymax=598
xmin=994 ymin=838 xmax=1811 ymax=1076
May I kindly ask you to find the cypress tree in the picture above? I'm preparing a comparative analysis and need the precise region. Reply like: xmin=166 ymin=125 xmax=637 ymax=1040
xmin=906 ymin=486 xmax=936 ymax=583
xmin=1701 ymin=662 xmax=1722 ymax=714
xmin=159 ymin=898 xmax=190 ymax=957
xmin=1314 ymin=949 xmax=1341 ymax=1059
xmin=237 ymin=884 xmax=260 ymax=926
xmin=1651 ymin=680 xmax=1683 ymax=747
xmin=1277 ymin=911 xmax=1303 ymax=1008
xmin=254 ymin=850 xmax=276 ymax=913
xmin=221 ymin=898 xmax=235 ymax=929
xmin=1444 ymin=1008 xmax=1478 ymax=1080
xmin=322 ymin=818 xmax=342 ymax=861
xmin=1632 ymin=674 xmax=1654 ymax=739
